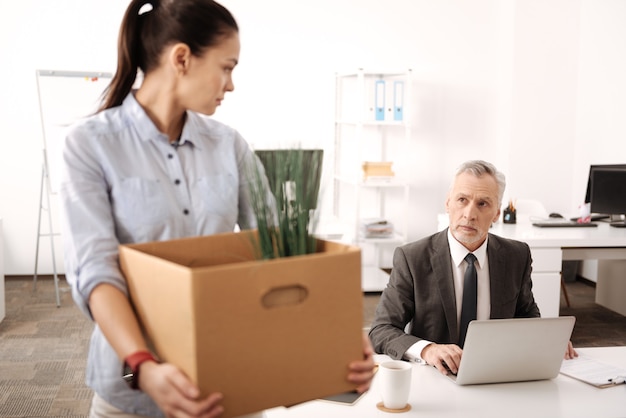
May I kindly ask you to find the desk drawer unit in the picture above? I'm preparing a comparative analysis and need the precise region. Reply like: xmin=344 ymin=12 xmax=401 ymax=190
xmin=530 ymin=248 xmax=562 ymax=273
xmin=529 ymin=248 xmax=562 ymax=318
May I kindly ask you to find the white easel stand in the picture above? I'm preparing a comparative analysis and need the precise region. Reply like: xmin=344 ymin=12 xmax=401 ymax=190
xmin=33 ymin=158 xmax=61 ymax=307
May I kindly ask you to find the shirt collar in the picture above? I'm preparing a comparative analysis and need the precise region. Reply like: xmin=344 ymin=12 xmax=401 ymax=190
xmin=178 ymin=112 xmax=200 ymax=148
xmin=122 ymin=92 xmax=198 ymax=148
xmin=447 ymin=228 xmax=488 ymax=268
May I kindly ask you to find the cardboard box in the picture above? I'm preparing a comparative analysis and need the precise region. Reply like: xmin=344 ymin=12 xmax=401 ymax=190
xmin=362 ymin=161 xmax=394 ymax=179
xmin=119 ymin=230 xmax=363 ymax=418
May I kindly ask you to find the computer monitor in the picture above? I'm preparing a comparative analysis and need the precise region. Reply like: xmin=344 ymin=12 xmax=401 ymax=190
xmin=588 ymin=165 xmax=626 ymax=227
xmin=584 ymin=164 xmax=626 ymax=203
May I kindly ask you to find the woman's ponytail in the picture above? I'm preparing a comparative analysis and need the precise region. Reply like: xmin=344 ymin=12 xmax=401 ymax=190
xmin=99 ymin=0 xmax=238 ymax=111
xmin=100 ymin=0 xmax=154 ymax=111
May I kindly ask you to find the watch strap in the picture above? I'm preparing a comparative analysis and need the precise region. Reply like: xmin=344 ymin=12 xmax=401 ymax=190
xmin=123 ymin=351 xmax=158 ymax=389
xmin=125 ymin=351 xmax=158 ymax=372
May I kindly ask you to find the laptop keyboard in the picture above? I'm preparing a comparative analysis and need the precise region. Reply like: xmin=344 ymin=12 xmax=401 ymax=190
xmin=442 ymin=361 xmax=458 ymax=377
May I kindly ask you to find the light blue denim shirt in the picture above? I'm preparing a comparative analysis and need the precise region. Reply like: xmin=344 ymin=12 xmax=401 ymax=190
xmin=59 ymin=92 xmax=262 ymax=415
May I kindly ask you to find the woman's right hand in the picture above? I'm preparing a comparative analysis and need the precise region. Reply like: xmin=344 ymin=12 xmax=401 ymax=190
xmin=139 ymin=361 xmax=224 ymax=418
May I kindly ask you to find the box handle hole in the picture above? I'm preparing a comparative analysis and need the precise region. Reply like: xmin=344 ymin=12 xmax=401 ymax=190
xmin=262 ymin=285 xmax=308 ymax=308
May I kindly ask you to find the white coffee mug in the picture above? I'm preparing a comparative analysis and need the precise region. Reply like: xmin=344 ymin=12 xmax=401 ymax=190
xmin=379 ymin=360 xmax=412 ymax=410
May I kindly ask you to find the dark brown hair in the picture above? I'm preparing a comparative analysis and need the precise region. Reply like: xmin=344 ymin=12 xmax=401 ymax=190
xmin=100 ymin=0 xmax=238 ymax=111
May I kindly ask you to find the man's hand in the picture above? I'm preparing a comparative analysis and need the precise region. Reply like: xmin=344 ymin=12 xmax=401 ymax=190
xmin=564 ymin=340 xmax=578 ymax=360
xmin=421 ymin=343 xmax=463 ymax=375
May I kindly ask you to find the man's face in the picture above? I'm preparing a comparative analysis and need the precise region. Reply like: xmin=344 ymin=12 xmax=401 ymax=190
xmin=445 ymin=172 xmax=501 ymax=251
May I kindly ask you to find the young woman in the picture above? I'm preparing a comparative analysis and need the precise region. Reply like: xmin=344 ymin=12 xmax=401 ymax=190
xmin=59 ymin=1 xmax=375 ymax=417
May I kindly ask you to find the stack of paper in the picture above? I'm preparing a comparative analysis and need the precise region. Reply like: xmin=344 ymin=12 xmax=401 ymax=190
xmin=360 ymin=218 xmax=394 ymax=238
xmin=560 ymin=353 xmax=626 ymax=388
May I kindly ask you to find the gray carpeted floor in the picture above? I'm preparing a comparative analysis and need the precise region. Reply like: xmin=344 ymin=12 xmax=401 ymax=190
xmin=1 ymin=275 xmax=626 ymax=417
xmin=1 ymin=276 xmax=93 ymax=417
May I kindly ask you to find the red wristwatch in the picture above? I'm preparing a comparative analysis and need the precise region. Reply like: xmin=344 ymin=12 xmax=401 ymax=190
xmin=122 ymin=351 xmax=158 ymax=390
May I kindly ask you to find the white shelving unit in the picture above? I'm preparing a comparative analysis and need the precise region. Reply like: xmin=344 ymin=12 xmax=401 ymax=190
xmin=333 ymin=69 xmax=412 ymax=292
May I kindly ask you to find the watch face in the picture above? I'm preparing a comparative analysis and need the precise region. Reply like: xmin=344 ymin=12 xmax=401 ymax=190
xmin=122 ymin=364 xmax=136 ymax=387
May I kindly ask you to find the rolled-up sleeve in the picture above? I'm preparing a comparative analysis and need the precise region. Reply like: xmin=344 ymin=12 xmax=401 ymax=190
xmin=59 ymin=126 xmax=128 ymax=319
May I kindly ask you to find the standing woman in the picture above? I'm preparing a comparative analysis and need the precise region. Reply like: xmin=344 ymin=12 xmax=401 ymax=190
xmin=59 ymin=1 xmax=375 ymax=417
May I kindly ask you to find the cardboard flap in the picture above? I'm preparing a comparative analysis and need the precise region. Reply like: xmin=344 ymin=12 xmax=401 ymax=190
xmin=124 ymin=230 xmax=259 ymax=267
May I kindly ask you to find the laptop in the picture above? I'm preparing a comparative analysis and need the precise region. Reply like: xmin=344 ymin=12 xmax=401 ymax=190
xmin=447 ymin=316 xmax=575 ymax=385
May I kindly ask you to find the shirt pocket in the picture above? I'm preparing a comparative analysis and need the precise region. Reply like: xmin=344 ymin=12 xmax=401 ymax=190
xmin=194 ymin=174 xmax=238 ymax=218
xmin=112 ymin=177 xmax=169 ymax=225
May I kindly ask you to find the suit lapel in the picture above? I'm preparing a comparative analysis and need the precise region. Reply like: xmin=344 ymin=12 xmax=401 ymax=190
xmin=432 ymin=230 xmax=458 ymax=341
xmin=487 ymin=234 xmax=507 ymax=318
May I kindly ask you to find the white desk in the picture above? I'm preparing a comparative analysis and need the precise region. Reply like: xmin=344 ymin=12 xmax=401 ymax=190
xmin=489 ymin=222 xmax=626 ymax=317
xmin=264 ymin=347 xmax=626 ymax=418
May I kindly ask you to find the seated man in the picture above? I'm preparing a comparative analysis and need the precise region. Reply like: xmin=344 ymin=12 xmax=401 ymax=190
xmin=369 ymin=160 xmax=576 ymax=375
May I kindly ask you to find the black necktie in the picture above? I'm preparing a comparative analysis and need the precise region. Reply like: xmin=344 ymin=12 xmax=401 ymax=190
xmin=459 ymin=253 xmax=477 ymax=348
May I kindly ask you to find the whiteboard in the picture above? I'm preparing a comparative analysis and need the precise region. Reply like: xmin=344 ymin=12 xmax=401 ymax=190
xmin=36 ymin=69 xmax=113 ymax=193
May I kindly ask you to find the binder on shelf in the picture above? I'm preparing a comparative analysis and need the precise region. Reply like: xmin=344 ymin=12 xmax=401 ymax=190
xmin=375 ymin=80 xmax=385 ymax=121
xmin=393 ymin=80 xmax=404 ymax=121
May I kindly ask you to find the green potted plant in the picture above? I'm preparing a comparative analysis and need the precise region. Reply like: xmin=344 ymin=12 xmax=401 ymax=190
xmin=247 ymin=148 xmax=324 ymax=259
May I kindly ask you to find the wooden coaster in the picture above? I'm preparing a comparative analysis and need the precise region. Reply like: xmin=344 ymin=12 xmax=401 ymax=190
xmin=376 ymin=402 xmax=411 ymax=413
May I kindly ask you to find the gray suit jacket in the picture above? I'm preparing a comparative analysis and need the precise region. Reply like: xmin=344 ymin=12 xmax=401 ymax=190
xmin=369 ymin=229 xmax=540 ymax=360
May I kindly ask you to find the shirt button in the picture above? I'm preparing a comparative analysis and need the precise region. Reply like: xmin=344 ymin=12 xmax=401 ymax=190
xmin=174 ymin=179 xmax=181 ymax=185
xmin=183 ymin=209 xmax=189 ymax=215
xmin=168 ymin=154 xmax=174 ymax=159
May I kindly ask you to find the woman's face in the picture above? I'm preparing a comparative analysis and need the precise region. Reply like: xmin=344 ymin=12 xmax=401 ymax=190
xmin=179 ymin=32 xmax=240 ymax=116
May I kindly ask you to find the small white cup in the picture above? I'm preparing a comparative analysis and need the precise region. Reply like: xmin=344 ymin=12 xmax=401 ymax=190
xmin=378 ymin=360 xmax=412 ymax=410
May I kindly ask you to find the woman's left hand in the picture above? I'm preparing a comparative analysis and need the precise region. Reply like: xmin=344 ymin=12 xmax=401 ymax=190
xmin=347 ymin=332 xmax=376 ymax=393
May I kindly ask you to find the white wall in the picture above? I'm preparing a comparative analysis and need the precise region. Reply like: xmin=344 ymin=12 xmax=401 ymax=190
xmin=572 ymin=0 xmax=626 ymax=208
xmin=0 ymin=1 xmax=129 ymax=275
xmin=0 ymin=0 xmax=625 ymax=275
xmin=508 ymin=0 xmax=581 ymax=211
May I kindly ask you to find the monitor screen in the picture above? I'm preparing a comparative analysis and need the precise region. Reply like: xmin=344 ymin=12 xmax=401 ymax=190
xmin=589 ymin=166 xmax=626 ymax=217
xmin=584 ymin=164 xmax=626 ymax=203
